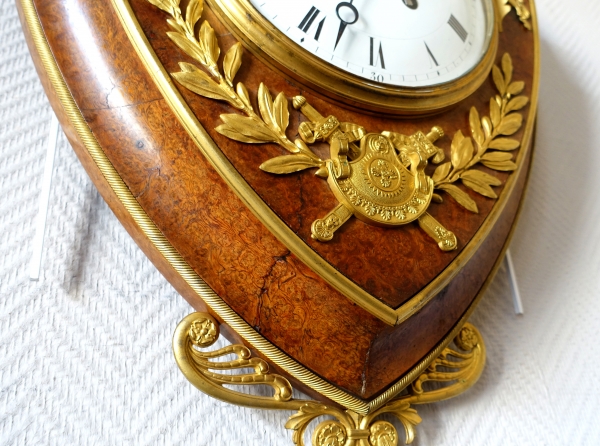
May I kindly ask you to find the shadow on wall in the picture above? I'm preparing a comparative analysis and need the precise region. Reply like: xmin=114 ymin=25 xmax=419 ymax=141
xmin=510 ymin=36 xmax=595 ymax=312
xmin=54 ymin=130 xmax=106 ymax=300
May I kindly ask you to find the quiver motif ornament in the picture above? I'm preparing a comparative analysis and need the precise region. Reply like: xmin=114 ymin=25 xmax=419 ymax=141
xmin=291 ymin=96 xmax=456 ymax=250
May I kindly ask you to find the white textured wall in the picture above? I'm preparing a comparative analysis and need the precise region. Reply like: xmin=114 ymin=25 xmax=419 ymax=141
xmin=2 ymin=1 xmax=600 ymax=444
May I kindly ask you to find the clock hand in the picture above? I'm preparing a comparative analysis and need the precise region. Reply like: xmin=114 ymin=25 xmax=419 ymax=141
xmin=403 ymin=0 xmax=418 ymax=9
xmin=335 ymin=1 xmax=359 ymax=50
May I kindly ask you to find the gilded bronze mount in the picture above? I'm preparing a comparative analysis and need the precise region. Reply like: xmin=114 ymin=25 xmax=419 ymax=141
xmin=173 ymin=313 xmax=486 ymax=446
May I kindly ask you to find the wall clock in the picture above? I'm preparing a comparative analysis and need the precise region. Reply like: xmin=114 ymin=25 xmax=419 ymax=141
xmin=18 ymin=0 xmax=538 ymax=443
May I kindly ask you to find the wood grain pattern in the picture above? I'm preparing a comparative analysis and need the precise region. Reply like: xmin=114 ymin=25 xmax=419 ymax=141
xmin=21 ymin=0 xmax=536 ymax=402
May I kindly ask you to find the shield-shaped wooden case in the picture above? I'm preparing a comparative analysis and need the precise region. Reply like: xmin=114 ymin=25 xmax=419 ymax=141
xmin=18 ymin=0 xmax=538 ymax=441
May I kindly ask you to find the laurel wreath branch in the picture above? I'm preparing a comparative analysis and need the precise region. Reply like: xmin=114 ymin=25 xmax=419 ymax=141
xmin=146 ymin=0 xmax=324 ymax=174
xmin=497 ymin=0 xmax=532 ymax=31
xmin=432 ymin=53 xmax=528 ymax=213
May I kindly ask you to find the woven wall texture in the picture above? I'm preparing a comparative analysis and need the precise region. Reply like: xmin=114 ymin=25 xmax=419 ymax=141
xmin=2 ymin=0 xmax=600 ymax=444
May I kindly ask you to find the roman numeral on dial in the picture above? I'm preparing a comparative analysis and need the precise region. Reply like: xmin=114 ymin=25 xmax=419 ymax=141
xmin=448 ymin=14 xmax=468 ymax=42
xmin=298 ymin=6 xmax=326 ymax=41
xmin=370 ymin=37 xmax=386 ymax=69
xmin=299 ymin=6 xmax=319 ymax=31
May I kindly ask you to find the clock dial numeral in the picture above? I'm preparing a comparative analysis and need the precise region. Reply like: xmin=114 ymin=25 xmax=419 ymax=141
xmin=298 ymin=6 xmax=320 ymax=32
xmin=425 ymin=42 xmax=439 ymax=67
xmin=298 ymin=6 xmax=326 ymax=41
xmin=369 ymin=37 xmax=386 ymax=69
xmin=448 ymin=14 xmax=468 ymax=42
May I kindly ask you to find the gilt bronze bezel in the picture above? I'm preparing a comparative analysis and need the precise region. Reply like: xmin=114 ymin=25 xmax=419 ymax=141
xmin=206 ymin=0 xmax=500 ymax=115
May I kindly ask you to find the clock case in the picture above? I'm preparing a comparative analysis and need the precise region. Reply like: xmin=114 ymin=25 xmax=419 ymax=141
xmin=18 ymin=0 xmax=538 ymax=442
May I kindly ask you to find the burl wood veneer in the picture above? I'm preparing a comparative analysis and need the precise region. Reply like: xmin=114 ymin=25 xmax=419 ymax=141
xmin=18 ymin=0 xmax=536 ymax=404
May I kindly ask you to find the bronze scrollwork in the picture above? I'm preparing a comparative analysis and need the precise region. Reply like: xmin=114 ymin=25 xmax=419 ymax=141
xmin=174 ymin=313 xmax=486 ymax=445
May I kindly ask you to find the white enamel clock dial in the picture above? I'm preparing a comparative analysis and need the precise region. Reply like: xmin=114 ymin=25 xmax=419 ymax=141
xmin=248 ymin=0 xmax=494 ymax=88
